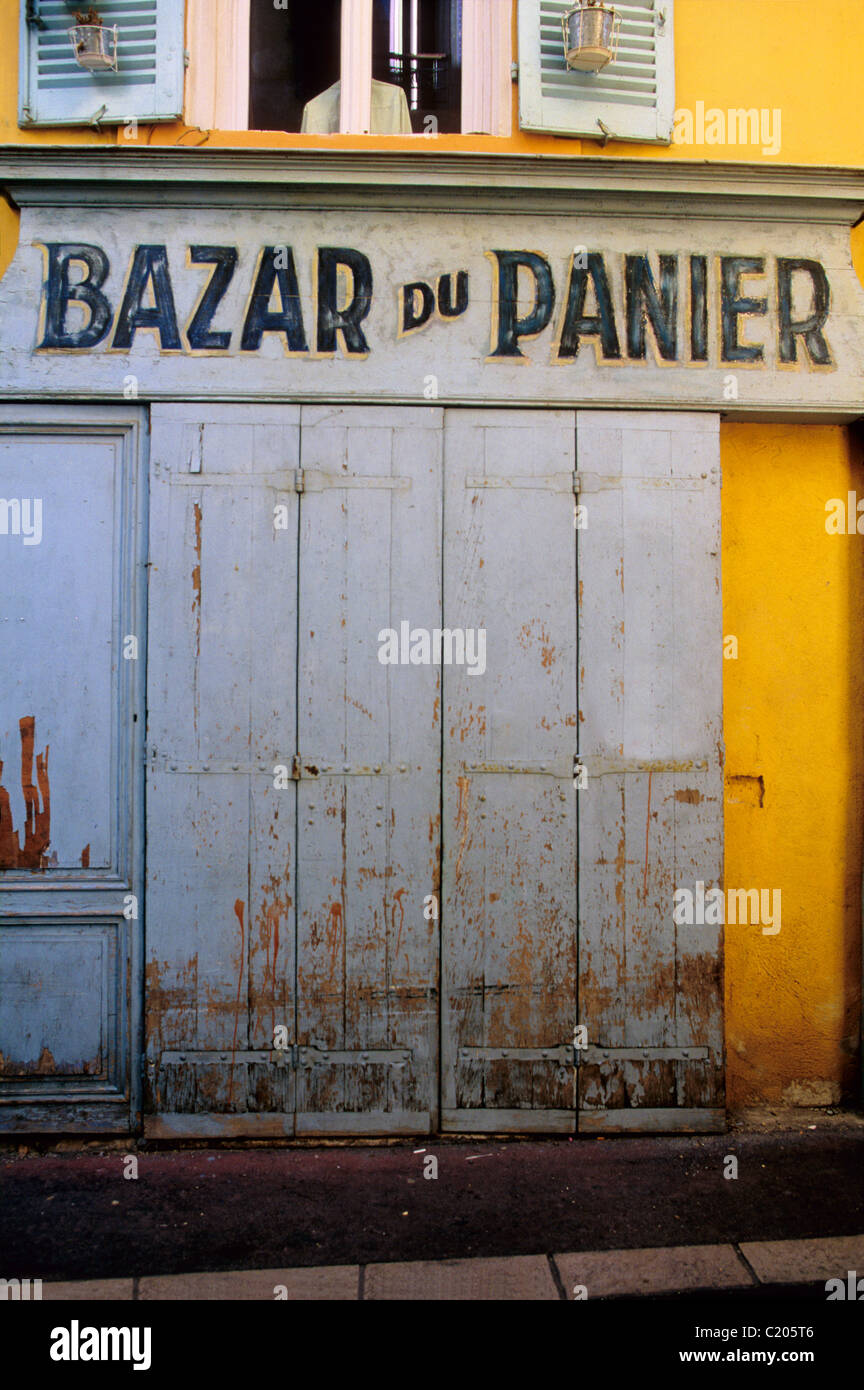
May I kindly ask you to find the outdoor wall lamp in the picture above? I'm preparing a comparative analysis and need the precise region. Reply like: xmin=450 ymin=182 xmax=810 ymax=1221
xmin=562 ymin=0 xmax=621 ymax=73
xmin=68 ymin=7 xmax=118 ymax=72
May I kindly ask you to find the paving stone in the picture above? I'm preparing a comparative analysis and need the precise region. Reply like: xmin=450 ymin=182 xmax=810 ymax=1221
xmin=554 ymin=1243 xmax=753 ymax=1299
xmin=40 ymin=1279 xmax=134 ymax=1301
xmin=365 ymin=1254 xmax=558 ymax=1300
xmin=139 ymin=1266 xmax=359 ymax=1300
xmin=739 ymin=1234 xmax=864 ymax=1286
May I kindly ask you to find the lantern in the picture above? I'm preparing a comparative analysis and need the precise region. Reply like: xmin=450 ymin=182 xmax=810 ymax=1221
xmin=68 ymin=8 xmax=119 ymax=73
xmin=562 ymin=1 xmax=621 ymax=74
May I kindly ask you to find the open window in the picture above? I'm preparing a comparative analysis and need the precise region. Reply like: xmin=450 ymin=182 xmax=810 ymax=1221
xmin=249 ymin=0 xmax=462 ymax=134
xmin=372 ymin=0 xmax=462 ymax=134
xmin=19 ymin=0 xmax=510 ymax=137
xmin=249 ymin=0 xmax=341 ymax=134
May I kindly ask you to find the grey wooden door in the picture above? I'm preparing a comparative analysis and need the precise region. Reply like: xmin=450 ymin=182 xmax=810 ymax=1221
xmin=577 ymin=412 xmax=724 ymax=1133
xmin=0 ymin=406 xmax=146 ymax=1134
xmin=146 ymin=404 xmax=442 ymax=1137
xmin=441 ymin=410 xmax=580 ymax=1132
xmin=294 ymin=407 xmax=442 ymax=1134
xmin=145 ymin=404 xmax=724 ymax=1138
xmin=146 ymin=405 xmax=302 ymax=1137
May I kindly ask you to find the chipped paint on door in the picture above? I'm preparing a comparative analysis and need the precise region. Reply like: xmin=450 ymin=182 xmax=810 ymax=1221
xmin=141 ymin=404 xmax=725 ymax=1138
xmin=577 ymin=412 xmax=725 ymax=1134
xmin=0 ymin=407 xmax=146 ymax=1134
xmin=441 ymin=410 xmax=580 ymax=1133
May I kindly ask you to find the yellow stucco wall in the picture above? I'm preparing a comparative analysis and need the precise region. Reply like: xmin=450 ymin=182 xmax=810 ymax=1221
xmin=722 ymin=424 xmax=864 ymax=1107
xmin=0 ymin=1 xmax=862 ymax=1108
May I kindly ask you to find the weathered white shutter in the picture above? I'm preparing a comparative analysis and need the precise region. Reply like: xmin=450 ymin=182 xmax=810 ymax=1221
xmin=19 ymin=0 xmax=185 ymax=128
xmin=577 ymin=411 xmax=724 ymax=1133
xmin=517 ymin=0 xmax=675 ymax=143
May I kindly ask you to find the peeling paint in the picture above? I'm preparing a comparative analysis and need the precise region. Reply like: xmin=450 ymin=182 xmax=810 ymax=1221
xmin=0 ymin=716 xmax=51 ymax=870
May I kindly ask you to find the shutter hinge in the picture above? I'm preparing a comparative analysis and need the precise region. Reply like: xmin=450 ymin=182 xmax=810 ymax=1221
xmin=656 ymin=7 xmax=668 ymax=33
xmin=595 ymin=118 xmax=616 ymax=145
xmin=90 ymin=105 xmax=108 ymax=131
xmin=26 ymin=0 xmax=47 ymax=30
xmin=510 ymin=61 xmax=519 ymax=82
xmin=184 ymin=48 xmax=191 ymax=68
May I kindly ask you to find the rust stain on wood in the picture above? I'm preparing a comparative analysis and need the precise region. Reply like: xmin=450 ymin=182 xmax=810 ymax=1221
xmin=191 ymin=499 xmax=202 ymax=735
xmin=80 ymin=843 xmax=90 ymax=867
xmin=227 ymin=898 xmax=245 ymax=1104
xmin=0 ymin=716 xmax=51 ymax=870
xmin=675 ymin=788 xmax=703 ymax=805
xmin=454 ymin=775 xmax=471 ymax=880
xmin=642 ymin=769 xmax=653 ymax=899
xmin=392 ymin=886 xmax=407 ymax=963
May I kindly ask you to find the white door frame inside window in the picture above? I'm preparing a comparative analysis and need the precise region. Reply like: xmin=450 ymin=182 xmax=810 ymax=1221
xmin=462 ymin=0 xmax=513 ymax=137
xmin=186 ymin=0 xmax=251 ymax=132
xmin=185 ymin=0 xmax=512 ymax=136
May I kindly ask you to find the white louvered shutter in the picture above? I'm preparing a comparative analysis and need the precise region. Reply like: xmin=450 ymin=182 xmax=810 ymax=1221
xmin=19 ymin=0 xmax=185 ymax=127
xmin=517 ymin=0 xmax=675 ymax=143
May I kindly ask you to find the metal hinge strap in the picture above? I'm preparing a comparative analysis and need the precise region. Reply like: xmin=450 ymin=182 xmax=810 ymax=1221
xmin=160 ymin=1046 xmax=413 ymax=1068
xmin=151 ymin=756 xmax=411 ymax=778
xmin=575 ymin=755 xmax=710 ymax=777
xmin=462 ymin=757 xmax=571 ymax=777
xmin=573 ymin=471 xmax=715 ymax=495
xmin=466 ymin=474 xmax=574 ymax=493
xmin=296 ymin=470 xmax=410 ymax=493
xmin=460 ymin=1045 xmax=710 ymax=1066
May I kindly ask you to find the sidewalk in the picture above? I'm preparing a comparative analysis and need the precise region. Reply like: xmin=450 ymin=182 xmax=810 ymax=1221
xmin=35 ymin=1233 xmax=864 ymax=1300
xmin=3 ymin=1111 xmax=863 ymax=1298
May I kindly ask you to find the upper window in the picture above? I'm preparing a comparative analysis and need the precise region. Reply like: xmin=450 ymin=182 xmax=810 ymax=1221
xmin=372 ymin=0 xmax=462 ymax=135
xmin=249 ymin=0 xmax=462 ymax=135
xmin=249 ymin=0 xmax=341 ymax=135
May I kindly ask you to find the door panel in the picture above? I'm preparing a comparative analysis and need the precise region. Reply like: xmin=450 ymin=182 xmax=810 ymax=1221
xmin=577 ymin=412 xmax=724 ymax=1133
xmin=143 ymin=403 xmax=724 ymax=1138
xmin=295 ymin=406 xmax=442 ymax=1134
xmin=441 ymin=410 xmax=579 ymax=1132
xmin=146 ymin=406 xmax=300 ymax=1132
xmin=0 ymin=408 xmax=145 ymax=1133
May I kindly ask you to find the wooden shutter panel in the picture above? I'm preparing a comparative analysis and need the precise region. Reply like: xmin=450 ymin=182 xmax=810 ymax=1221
xmin=577 ymin=412 xmax=725 ymax=1133
xmin=517 ymin=0 xmax=675 ymax=143
xmin=19 ymin=0 xmax=185 ymax=128
xmin=145 ymin=404 xmax=301 ymax=1137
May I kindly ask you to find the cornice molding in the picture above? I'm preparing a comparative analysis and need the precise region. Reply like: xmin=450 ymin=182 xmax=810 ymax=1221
xmin=0 ymin=147 xmax=863 ymax=223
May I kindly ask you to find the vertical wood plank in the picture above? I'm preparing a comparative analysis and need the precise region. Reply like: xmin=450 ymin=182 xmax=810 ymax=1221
xmin=146 ymin=405 xmax=299 ymax=1123
xmin=577 ymin=411 xmax=724 ymax=1124
xmin=296 ymin=405 xmax=442 ymax=1128
xmin=441 ymin=409 xmax=579 ymax=1124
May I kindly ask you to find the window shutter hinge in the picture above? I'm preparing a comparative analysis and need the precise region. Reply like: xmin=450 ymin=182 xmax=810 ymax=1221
xmin=510 ymin=61 xmax=519 ymax=82
xmin=26 ymin=0 xmax=47 ymax=30
xmin=656 ymin=7 xmax=667 ymax=31
xmin=184 ymin=49 xmax=191 ymax=68
xmin=90 ymin=105 xmax=108 ymax=130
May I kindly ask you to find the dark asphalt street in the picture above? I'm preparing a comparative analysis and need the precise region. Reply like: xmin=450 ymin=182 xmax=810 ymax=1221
xmin=2 ymin=1118 xmax=863 ymax=1282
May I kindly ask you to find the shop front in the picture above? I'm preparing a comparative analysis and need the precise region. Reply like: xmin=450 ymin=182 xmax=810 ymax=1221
xmin=0 ymin=151 xmax=862 ymax=1137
